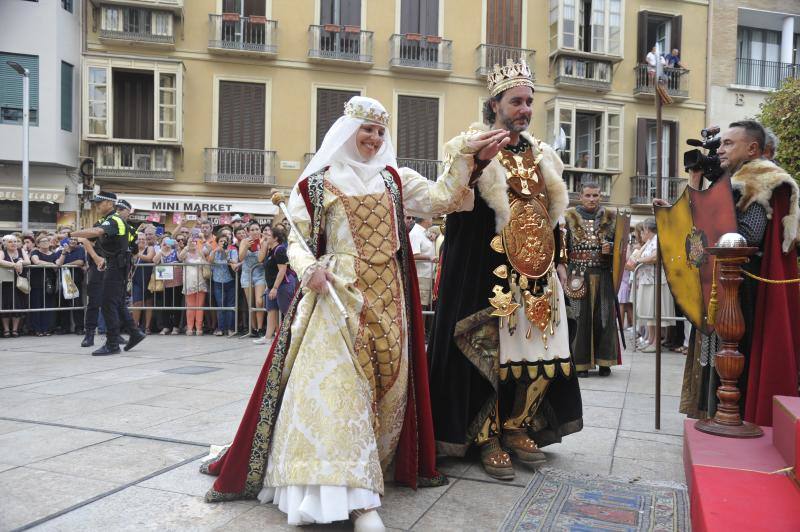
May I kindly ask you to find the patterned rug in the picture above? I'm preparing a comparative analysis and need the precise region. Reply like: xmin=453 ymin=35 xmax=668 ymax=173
xmin=499 ymin=468 xmax=690 ymax=531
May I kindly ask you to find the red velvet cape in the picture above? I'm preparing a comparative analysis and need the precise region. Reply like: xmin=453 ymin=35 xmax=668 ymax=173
xmin=203 ymin=167 xmax=442 ymax=500
xmin=744 ymin=184 xmax=800 ymax=426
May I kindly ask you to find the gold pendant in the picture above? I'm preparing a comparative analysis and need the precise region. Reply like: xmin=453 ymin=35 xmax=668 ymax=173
xmin=523 ymin=289 xmax=553 ymax=336
xmin=493 ymin=265 xmax=508 ymax=279
xmin=490 ymin=235 xmax=504 ymax=254
xmin=489 ymin=285 xmax=519 ymax=318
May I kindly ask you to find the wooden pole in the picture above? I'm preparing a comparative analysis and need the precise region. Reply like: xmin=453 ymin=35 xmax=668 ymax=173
xmin=654 ymin=74 xmax=663 ymax=431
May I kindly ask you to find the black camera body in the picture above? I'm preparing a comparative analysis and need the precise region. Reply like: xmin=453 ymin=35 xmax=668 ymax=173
xmin=683 ymin=126 xmax=724 ymax=181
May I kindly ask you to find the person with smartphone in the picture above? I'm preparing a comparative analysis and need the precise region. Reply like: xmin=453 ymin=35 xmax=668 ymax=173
xmin=237 ymin=221 xmax=267 ymax=337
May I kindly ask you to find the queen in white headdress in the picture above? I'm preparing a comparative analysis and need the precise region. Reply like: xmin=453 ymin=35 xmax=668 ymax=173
xmin=202 ymin=96 xmax=510 ymax=530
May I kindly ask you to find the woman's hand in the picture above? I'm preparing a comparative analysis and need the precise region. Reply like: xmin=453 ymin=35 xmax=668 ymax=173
xmin=14 ymin=262 xmax=23 ymax=275
xmin=269 ymin=287 xmax=278 ymax=300
xmin=306 ymin=267 xmax=333 ymax=294
xmin=466 ymin=129 xmax=511 ymax=161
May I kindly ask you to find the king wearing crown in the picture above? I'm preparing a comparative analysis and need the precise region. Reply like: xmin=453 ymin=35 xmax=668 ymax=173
xmin=428 ymin=59 xmax=583 ymax=480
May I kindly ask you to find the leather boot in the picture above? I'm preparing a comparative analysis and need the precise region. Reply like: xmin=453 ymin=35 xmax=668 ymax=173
xmin=80 ymin=332 xmax=95 ymax=347
xmin=502 ymin=428 xmax=546 ymax=467
xmin=124 ymin=330 xmax=146 ymax=352
xmin=479 ymin=436 xmax=514 ymax=480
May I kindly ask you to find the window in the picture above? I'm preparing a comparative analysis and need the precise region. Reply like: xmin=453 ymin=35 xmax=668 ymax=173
xmin=61 ymin=62 xmax=73 ymax=131
xmin=397 ymin=95 xmax=439 ymax=160
xmin=486 ymin=0 xmax=523 ymax=47
xmin=400 ymin=0 xmax=439 ymax=34
xmin=320 ymin=0 xmax=361 ymax=26
xmin=87 ymin=67 xmax=107 ymax=135
xmin=545 ymin=100 xmax=621 ymax=170
xmin=315 ymin=88 xmax=359 ymax=149
xmin=736 ymin=26 xmax=786 ymax=88
xmin=550 ymin=0 xmax=621 ymax=55
xmin=101 ymin=6 xmax=173 ymax=38
xmin=637 ymin=12 xmax=682 ymax=64
xmin=636 ymin=118 xmax=678 ymax=177
xmin=0 ymin=52 xmax=39 ymax=125
xmin=84 ymin=60 xmax=182 ymax=142
xmin=61 ymin=0 xmax=73 ymax=13
xmin=218 ymin=81 xmax=265 ymax=150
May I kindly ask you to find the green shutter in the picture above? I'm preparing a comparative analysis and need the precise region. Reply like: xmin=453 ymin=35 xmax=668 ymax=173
xmin=0 ymin=52 xmax=39 ymax=111
xmin=61 ymin=61 xmax=73 ymax=131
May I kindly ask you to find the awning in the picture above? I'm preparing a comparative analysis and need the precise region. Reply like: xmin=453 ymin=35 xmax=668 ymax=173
xmin=0 ymin=186 xmax=65 ymax=203
xmin=119 ymin=194 xmax=278 ymax=216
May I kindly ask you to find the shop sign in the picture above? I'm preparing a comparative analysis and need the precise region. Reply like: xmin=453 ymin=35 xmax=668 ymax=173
xmin=0 ymin=187 xmax=65 ymax=203
xmin=121 ymin=195 xmax=278 ymax=216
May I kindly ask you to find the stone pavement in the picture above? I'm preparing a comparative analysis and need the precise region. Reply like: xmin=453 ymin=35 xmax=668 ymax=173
xmin=0 ymin=332 xmax=687 ymax=531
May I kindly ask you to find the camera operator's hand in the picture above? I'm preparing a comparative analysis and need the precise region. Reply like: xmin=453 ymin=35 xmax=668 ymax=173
xmin=687 ymin=169 xmax=703 ymax=190
xmin=652 ymin=198 xmax=670 ymax=208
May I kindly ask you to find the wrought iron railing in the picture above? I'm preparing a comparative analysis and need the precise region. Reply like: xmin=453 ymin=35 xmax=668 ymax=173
xmin=562 ymin=170 xmax=613 ymax=199
xmin=389 ymin=34 xmax=452 ymax=71
xmin=397 ymin=158 xmax=443 ymax=181
xmin=308 ymin=24 xmax=373 ymax=63
xmin=208 ymin=14 xmax=277 ymax=54
xmin=735 ymin=58 xmax=799 ymax=90
xmin=99 ymin=28 xmax=174 ymax=45
xmin=475 ymin=44 xmax=535 ymax=77
xmin=633 ymin=64 xmax=689 ymax=99
xmin=629 ymin=175 xmax=686 ymax=205
xmin=554 ymin=56 xmax=612 ymax=91
xmin=204 ymin=148 xmax=276 ymax=185
xmin=94 ymin=143 xmax=175 ymax=180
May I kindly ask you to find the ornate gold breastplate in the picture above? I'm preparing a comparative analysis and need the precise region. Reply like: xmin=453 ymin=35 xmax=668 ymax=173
xmin=488 ymin=143 xmax=559 ymax=345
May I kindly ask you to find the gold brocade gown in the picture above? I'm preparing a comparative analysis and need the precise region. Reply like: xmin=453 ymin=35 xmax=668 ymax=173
xmin=265 ymin=182 xmax=409 ymax=497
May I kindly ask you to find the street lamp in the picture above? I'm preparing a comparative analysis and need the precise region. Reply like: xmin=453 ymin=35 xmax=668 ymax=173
xmin=7 ymin=61 xmax=30 ymax=233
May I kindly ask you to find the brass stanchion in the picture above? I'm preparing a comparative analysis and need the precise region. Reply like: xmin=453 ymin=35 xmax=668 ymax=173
xmin=695 ymin=233 xmax=764 ymax=438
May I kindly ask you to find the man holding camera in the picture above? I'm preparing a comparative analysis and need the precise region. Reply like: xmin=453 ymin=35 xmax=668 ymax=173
xmin=677 ymin=120 xmax=799 ymax=425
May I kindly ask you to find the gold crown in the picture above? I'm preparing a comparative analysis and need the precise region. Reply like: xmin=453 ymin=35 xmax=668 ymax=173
xmin=487 ymin=58 xmax=535 ymax=97
xmin=344 ymin=101 xmax=390 ymax=126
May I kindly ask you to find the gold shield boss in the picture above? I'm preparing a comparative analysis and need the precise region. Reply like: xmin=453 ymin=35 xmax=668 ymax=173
xmin=497 ymin=149 xmax=554 ymax=279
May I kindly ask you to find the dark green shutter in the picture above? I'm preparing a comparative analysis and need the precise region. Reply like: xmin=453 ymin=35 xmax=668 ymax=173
xmin=397 ymin=95 xmax=438 ymax=160
xmin=61 ymin=61 xmax=73 ymax=131
xmin=0 ymin=52 xmax=39 ymax=113
xmin=315 ymin=88 xmax=359 ymax=150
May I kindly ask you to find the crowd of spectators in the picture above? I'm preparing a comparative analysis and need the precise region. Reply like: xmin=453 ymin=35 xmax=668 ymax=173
xmin=0 ymin=215 xmax=297 ymax=341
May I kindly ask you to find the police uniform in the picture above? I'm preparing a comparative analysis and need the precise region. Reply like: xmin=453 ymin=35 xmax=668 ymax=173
xmin=92 ymin=205 xmax=145 ymax=355
xmin=80 ymin=214 xmax=108 ymax=347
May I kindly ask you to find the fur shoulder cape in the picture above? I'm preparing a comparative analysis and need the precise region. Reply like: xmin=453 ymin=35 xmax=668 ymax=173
xmin=442 ymin=122 xmax=569 ymax=233
xmin=731 ymin=159 xmax=799 ymax=252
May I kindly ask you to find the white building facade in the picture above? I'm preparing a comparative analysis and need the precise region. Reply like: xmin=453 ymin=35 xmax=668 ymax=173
xmin=0 ymin=0 xmax=82 ymax=232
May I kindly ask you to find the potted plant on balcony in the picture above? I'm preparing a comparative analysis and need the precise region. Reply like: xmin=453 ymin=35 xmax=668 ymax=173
xmin=222 ymin=12 xmax=240 ymax=22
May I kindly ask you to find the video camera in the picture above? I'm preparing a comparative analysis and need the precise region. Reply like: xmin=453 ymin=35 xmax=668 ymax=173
xmin=683 ymin=126 xmax=723 ymax=181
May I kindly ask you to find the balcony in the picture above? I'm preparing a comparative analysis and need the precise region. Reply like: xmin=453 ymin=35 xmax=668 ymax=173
xmin=629 ymin=175 xmax=686 ymax=206
xmin=99 ymin=0 xmax=183 ymax=13
xmin=397 ymin=158 xmax=443 ymax=181
xmin=735 ymin=58 xmax=799 ymax=90
xmin=633 ymin=65 xmax=689 ymax=100
xmin=553 ymin=56 xmax=612 ymax=92
xmin=562 ymin=169 xmax=614 ymax=201
xmin=93 ymin=143 xmax=176 ymax=181
xmin=204 ymin=148 xmax=276 ymax=185
xmin=208 ymin=14 xmax=277 ymax=56
xmin=308 ymin=25 xmax=373 ymax=67
xmin=99 ymin=27 xmax=175 ymax=47
xmin=475 ymin=44 xmax=535 ymax=78
xmin=389 ymin=34 xmax=452 ymax=74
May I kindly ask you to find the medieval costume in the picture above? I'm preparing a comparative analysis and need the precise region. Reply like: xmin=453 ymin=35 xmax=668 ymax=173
xmin=563 ymin=206 xmax=621 ymax=373
xmin=680 ymin=159 xmax=800 ymax=425
xmin=428 ymin=60 xmax=582 ymax=481
xmin=200 ymin=97 xmax=464 ymax=528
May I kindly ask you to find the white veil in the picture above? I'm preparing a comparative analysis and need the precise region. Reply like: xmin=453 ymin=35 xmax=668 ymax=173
xmin=300 ymin=96 xmax=397 ymax=183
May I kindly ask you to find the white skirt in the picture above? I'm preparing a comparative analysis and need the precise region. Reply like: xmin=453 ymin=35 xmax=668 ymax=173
xmin=636 ymin=283 xmax=676 ymax=327
xmin=258 ymin=485 xmax=381 ymax=525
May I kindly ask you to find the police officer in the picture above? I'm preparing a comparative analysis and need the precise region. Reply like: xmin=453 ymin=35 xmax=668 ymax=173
xmin=71 ymin=192 xmax=145 ymax=356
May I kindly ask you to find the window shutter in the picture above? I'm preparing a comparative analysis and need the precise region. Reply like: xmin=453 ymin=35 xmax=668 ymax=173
xmin=244 ymin=0 xmax=265 ymax=17
xmin=423 ymin=0 xmax=439 ymax=36
xmin=671 ymin=15 xmax=682 ymax=53
xmin=637 ymin=11 xmax=649 ymax=62
xmin=397 ymin=95 xmax=438 ymax=160
xmin=401 ymin=0 xmax=421 ymax=34
xmin=668 ymin=121 xmax=678 ymax=177
xmin=112 ymin=70 xmax=153 ymax=140
xmin=0 ymin=53 xmax=39 ymax=112
xmin=218 ymin=81 xmax=265 ymax=149
xmin=60 ymin=62 xmax=73 ymax=131
xmin=320 ymin=0 xmax=335 ymax=24
xmin=315 ymin=88 xmax=359 ymax=150
xmin=340 ymin=0 xmax=361 ymax=26
xmin=487 ymin=0 xmax=522 ymax=46
xmin=636 ymin=118 xmax=648 ymax=175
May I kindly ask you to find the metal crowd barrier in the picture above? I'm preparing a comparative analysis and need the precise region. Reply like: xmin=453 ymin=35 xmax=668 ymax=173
xmin=0 ymin=263 xmax=87 ymax=315
xmin=125 ymin=261 xmax=240 ymax=334
xmin=629 ymin=263 xmax=686 ymax=352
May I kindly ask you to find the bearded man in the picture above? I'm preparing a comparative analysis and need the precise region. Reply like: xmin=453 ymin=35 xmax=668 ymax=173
xmin=428 ymin=59 xmax=583 ymax=481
